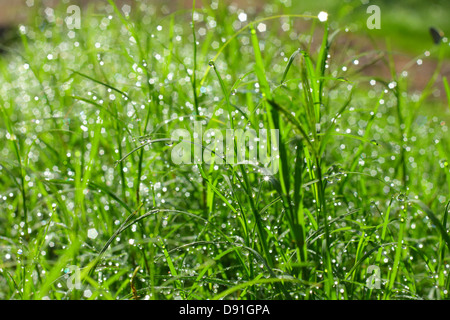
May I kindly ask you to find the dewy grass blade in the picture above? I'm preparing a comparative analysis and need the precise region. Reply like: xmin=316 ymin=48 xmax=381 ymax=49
xmin=3 ymin=0 xmax=450 ymax=301
xmin=70 ymin=70 xmax=129 ymax=99
xmin=280 ymin=48 xmax=301 ymax=85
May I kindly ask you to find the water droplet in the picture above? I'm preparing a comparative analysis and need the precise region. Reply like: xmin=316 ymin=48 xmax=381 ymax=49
xmin=83 ymin=289 xmax=92 ymax=298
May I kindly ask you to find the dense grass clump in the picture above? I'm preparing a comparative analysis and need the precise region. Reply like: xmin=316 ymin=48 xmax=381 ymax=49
xmin=1 ymin=0 xmax=450 ymax=300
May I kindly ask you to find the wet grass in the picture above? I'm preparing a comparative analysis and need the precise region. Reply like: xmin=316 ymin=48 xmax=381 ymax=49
xmin=0 ymin=0 xmax=450 ymax=300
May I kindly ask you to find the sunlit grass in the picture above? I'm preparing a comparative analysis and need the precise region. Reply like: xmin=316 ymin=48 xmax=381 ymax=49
xmin=0 ymin=0 xmax=450 ymax=300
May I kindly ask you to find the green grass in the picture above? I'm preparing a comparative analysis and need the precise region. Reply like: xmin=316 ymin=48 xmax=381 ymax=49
xmin=0 ymin=0 xmax=450 ymax=300
xmin=289 ymin=0 xmax=450 ymax=56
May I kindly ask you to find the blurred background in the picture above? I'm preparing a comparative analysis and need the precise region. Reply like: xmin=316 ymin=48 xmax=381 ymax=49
xmin=1 ymin=0 xmax=450 ymax=97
